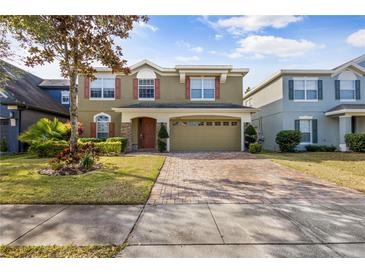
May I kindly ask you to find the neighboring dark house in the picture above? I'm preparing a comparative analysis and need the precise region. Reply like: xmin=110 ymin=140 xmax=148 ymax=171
xmin=0 ymin=60 xmax=69 ymax=153
xmin=38 ymin=79 xmax=70 ymax=109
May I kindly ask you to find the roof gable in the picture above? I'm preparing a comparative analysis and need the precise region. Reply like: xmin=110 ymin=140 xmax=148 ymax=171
xmin=0 ymin=60 xmax=69 ymax=116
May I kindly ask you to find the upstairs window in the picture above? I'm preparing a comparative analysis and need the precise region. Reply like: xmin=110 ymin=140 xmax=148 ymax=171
xmin=294 ymin=79 xmax=318 ymax=101
xmin=340 ymin=80 xmax=355 ymax=100
xmin=90 ymin=77 xmax=115 ymax=99
xmin=190 ymin=78 xmax=215 ymax=100
xmin=61 ymin=90 xmax=70 ymax=104
xmin=138 ymin=79 xmax=155 ymax=99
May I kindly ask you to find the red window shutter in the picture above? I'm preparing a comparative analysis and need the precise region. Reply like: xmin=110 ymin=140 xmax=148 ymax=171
xmin=133 ymin=78 xmax=138 ymax=99
xmin=185 ymin=77 xmax=190 ymax=99
xmin=90 ymin=122 xmax=96 ymax=138
xmin=84 ymin=77 xmax=90 ymax=99
xmin=108 ymin=122 xmax=115 ymax=137
xmin=155 ymin=79 xmax=160 ymax=99
xmin=215 ymin=78 xmax=220 ymax=99
xmin=115 ymin=78 xmax=121 ymax=99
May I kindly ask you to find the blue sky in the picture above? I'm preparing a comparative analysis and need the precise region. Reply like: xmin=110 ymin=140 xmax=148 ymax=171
xmin=9 ymin=16 xmax=365 ymax=89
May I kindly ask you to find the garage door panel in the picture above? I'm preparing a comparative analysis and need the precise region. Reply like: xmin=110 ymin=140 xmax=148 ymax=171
xmin=171 ymin=119 xmax=241 ymax=151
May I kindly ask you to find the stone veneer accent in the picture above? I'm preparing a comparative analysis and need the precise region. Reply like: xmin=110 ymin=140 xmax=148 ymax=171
xmin=121 ymin=122 xmax=132 ymax=152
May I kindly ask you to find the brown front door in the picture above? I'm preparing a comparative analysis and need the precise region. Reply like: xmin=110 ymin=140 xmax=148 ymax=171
xmin=139 ymin=118 xmax=156 ymax=149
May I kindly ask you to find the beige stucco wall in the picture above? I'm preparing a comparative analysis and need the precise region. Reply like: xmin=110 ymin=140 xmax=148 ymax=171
xmin=79 ymin=111 xmax=121 ymax=137
xmin=244 ymin=76 xmax=283 ymax=108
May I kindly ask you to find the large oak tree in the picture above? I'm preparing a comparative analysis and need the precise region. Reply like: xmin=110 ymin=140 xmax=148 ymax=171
xmin=0 ymin=16 xmax=147 ymax=153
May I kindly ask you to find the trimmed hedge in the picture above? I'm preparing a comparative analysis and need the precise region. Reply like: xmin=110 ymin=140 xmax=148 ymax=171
xmin=78 ymin=137 xmax=128 ymax=153
xmin=78 ymin=138 xmax=106 ymax=143
xmin=345 ymin=133 xmax=365 ymax=152
xmin=275 ymin=130 xmax=301 ymax=152
xmin=305 ymin=144 xmax=337 ymax=152
xmin=248 ymin=143 xmax=262 ymax=154
xmin=94 ymin=142 xmax=121 ymax=155
xmin=106 ymin=137 xmax=128 ymax=153
xmin=29 ymin=140 xmax=68 ymax=158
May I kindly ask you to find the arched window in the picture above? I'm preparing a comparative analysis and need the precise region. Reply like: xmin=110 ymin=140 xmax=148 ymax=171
xmin=94 ymin=113 xmax=111 ymax=138
xmin=137 ymin=69 xmax=156 ymax=100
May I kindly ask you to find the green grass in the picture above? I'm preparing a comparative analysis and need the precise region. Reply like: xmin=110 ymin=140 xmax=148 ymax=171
xmin=0 ymin=154 xmax=165 ymax=204
xmin=0 ymin=245 xmax=124 ymax=258
xmin=260 ymin=151 xmax=365 ymax=193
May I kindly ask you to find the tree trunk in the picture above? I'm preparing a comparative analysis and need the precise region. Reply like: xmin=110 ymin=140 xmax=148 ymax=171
xmin=69 ymin=72 xmax=78 ymax=153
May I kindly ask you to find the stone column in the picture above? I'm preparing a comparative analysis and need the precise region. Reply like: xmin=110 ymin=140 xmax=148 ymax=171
xmin=339 ymin=115 xmax=352 ymax=152
xmin=121 ymin=122 xmax=132 ymax=152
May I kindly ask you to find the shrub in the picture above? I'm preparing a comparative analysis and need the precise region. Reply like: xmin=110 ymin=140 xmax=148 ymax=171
xmin=345 ymin=133 xmax=365 ymax=152
xmin=158 ymin=124 xmax=169 ymax=139
xmin=80 ymin=153 xmax=95 ymax=170
xmin=106 ymin=137 xmax=128 ymax=153
xmin=19 ymin=118 xmax=68 ymax=144
xmin=157 ymin=124 xmax=169 ymax=152
xmin=29 ymin=140 xmax=68 ymax=158
xmin=248 ymin=143 xmax=262 ymax=154
xmin=158 ymin=140 xmax=167 ymax=152
xmin=244 ymin=124 xmax=257 ymax=148
xmin=78 ymin=137 xmax=106 ymax=143
xmin=0 ymin=138 xmax=7 ymax=152
xmin=275 ymin=130 xmax=301 ymax=152
xmin=94 ymin=142 xmax=121 ymax=155
xmin=305 ymin=144 xmax=337 ymax=152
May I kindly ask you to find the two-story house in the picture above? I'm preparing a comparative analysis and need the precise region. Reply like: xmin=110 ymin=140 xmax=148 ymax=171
xmin=78 ymin=60 xmax=255 ymax=152
xmin=0 ymin=60 xmax=69 ymax=153
xmin=243 ymin=54 xmax=365 ymax=151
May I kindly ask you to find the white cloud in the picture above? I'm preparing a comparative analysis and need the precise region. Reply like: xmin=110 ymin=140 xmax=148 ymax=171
xmin=137 ymin=21 xmax=158 ymax=32
xmin=190 ymin=46 xmax=204 ymax=53
xmin=228 ymin=35 xmax=320 ymax=58
xmin=346 ymin=29 xmax=365 ymax=48
xmin=215 ymin=34 xmax=224 ymax=40
xmin=175 ymin=55 xmax=200 ymax=63
xmin=207 ymin=16 xmax=303 ymax=35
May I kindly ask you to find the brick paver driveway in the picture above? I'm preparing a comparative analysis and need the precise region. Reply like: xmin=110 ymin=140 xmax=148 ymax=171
xmin=148 ymin=152 xmax=364 ymax=205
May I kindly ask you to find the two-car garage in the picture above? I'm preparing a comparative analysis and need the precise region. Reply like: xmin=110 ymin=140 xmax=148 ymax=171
xmin=170 ymin=117 xmax=241 ymax=151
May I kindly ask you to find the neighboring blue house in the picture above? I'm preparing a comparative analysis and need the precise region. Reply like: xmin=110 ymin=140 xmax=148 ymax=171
xmin=38 ymin=79 xmax=70 ymax=109
xmin=0 ymin=60 xmax=69 ymax=153
xmin=243 ymin=54 xmax=365 ymax=151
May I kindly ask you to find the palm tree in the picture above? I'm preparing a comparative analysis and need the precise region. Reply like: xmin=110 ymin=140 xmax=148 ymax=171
xmin=19 ymin=118 xmax=68 ymax=144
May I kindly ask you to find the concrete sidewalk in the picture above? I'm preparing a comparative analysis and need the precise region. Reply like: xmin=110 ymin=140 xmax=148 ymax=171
xmin=0 ymin=204 xmax=142 ymax=246
xmin=119 ymin=202 xmax=365 ymax=258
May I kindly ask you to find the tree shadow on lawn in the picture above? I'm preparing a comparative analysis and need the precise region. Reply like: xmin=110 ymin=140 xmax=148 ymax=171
xmin=260 ymin=151 xmax=365 ymax=163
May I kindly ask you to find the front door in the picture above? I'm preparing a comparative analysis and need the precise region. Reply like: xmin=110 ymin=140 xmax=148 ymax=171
xmin=139 ymin=118 xmax=156 ymax=149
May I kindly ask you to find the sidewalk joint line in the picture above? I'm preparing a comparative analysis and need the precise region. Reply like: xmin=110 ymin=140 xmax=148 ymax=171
xmin=6 ymin=205 xmax=69 ymax=246
xmin=207 ymin=204 xmax=225 ymax=244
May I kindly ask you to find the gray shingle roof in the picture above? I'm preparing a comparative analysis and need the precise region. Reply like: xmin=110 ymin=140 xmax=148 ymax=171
xmin=0 ymin=60 xmax=69 ymax=116
xmin=38 ymin=79 xmax=70 ymax=88
xmin=326 ymin=104 xmax=365 ymax=113
xmin=119 ymin=102 xmax=254 ymax=109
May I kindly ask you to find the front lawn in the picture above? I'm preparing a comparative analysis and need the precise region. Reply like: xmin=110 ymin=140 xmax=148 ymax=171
xmin=0 ymin=245 xmax=123 ymax=258
xmin=0 ymin=154 xmax=165 ymax=204
xmin=260 ymin=151 xmax=365 ymax=193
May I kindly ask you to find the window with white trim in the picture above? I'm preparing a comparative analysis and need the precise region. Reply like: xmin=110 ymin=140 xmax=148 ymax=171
xmin=95 ymin=114 xmax=110 ymax=138
xmin=190 ymin=78 xmax=215 ymax=100
xmin=61 ymin=90 xmax=70 ymax=104
xmin=299 ymin=119 xmax=312 ymax=144
xmin=138 ymin=79 xmax=155 ymax=99
xmin=90 ymin=77 xmax=115 ymax=99
xmin=340 ymin=80 xmax=355 ymax=100
xmin=294 ymin=79 xmax=318 ymax=101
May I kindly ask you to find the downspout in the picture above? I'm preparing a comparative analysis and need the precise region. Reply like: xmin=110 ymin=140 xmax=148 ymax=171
xmin=17 ymin=109 xmax=22 ymax=153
